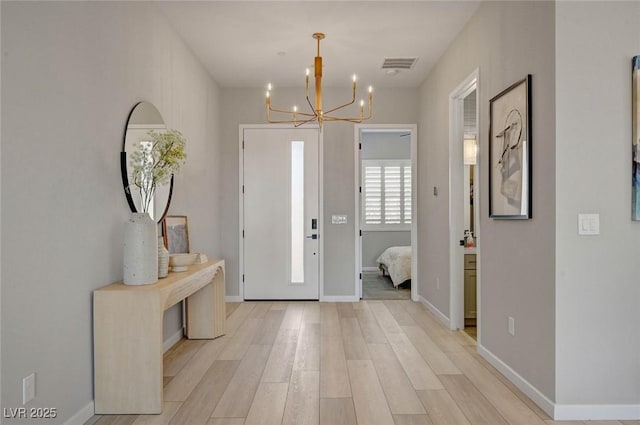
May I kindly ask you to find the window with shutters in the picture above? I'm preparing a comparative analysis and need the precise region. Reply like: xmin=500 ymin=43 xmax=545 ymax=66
xmin=361 ymin=160 xmax=411 ymax=230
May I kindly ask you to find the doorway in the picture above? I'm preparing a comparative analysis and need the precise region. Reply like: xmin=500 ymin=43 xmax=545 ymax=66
xmin=354 ymin=124 xmax=418 ymax=302
xmin=449 ymin=70 xmax=480 ymax=337
xmin=240 ymin=126 xmax=321 ymax=300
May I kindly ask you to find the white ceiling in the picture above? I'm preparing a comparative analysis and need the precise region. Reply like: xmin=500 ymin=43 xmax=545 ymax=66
xmin=158 ymin=1 xmax=482 ymax=89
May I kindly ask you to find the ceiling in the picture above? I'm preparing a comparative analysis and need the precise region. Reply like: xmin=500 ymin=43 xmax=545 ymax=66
xmin=158 ymin=1 xmax=482 ymax=89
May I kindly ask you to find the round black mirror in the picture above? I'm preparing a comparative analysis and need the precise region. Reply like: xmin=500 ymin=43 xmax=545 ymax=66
xmin=121 ymin=102 xmax=173 ymax=223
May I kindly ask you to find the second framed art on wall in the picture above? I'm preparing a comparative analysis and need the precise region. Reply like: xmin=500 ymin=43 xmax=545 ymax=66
xmin=489 ymin=75 xmax=532 ymax=219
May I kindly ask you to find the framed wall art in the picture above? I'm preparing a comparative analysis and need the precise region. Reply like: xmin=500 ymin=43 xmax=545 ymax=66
xmin=489 ymin=75 xmax=532 ymax=219
xmin=163 ymin=215 xmax=190 ymax=253
xmin=632 ymin=56 xmax=640 ymax=220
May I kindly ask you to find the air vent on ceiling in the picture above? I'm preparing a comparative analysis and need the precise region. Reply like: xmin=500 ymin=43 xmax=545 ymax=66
xmin=381 ymin=58 xmax=418 ymax=70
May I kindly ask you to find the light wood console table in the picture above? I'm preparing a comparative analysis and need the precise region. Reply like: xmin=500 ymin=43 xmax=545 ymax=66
xmin=93 ymin=259 xmax=225 ymax=414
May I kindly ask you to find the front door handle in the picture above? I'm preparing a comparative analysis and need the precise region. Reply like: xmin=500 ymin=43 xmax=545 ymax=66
xmin=306 ymin=234 xmax=318 ymax=240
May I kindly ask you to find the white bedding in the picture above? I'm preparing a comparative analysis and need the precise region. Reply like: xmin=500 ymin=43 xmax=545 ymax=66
xmin=376 ymin=246 xmax=411 ymax=287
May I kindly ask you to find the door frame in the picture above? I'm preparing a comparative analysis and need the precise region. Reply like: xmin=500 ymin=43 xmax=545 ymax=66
xmin=354 ymin=124 xmax=418 ymax=302
xmin=238 ymin=124 xmax=324 ymax=301
xmin=448 ymin=69 xmax=480 ymax=332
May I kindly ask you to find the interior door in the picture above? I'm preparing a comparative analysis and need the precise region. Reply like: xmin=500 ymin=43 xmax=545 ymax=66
xmin=243 ymin=128 xmax=319 ymax=299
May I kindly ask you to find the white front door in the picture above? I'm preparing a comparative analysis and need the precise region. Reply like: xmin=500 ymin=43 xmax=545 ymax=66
xmin=242 ymin=128 xmax=320 ymax=300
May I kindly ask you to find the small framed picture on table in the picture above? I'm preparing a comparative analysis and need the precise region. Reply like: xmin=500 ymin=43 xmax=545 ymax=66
xmin=163 ymin=215 xmax=190 ymax=253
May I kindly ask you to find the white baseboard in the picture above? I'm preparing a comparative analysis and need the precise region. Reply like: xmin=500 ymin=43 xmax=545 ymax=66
xmin=478 ymin=344 xmax=555 ymax=418
xmin=362 ymin=267 xmax=379 ymax=272
xmin=163 ymin=329 xmax=184 ymax=353
xmin=321 ymin=295 xmax=359 ymax=302
xmin=225 ymin=295 xmax=243 ymax=302
xmin=63 ymin=401 xmax=95 ymax=425
xmin=554 ymin=404 xmax=640 ymax=421
xmin=418 ymin=295 xmax=450 ymax=328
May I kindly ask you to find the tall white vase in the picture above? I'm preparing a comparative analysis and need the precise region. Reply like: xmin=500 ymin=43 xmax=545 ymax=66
xmin=123 ymin=212 xmax=158 ymax=285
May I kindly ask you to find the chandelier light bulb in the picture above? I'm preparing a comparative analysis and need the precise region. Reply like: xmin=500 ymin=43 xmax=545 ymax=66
xmin=293 ymin=105 xmax=298 ymax=112
xmin=352 ymin=74 xmax=357 ymax=83
xmin=368 ymin=86 xmax=373 ymax=93
xmin=266 ymin=90 xmax=270 ymax=98
xmin=306 ymin=68 xmax=310 ymax=77
xmin=360 ymin=99 xmax=364 ymax=107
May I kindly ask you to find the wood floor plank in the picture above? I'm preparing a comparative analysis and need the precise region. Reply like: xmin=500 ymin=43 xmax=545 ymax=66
xmin=384 ymin=300 xmax=417 ymax=326
xmin=169 ymin=360 xmax=240 ymax=425
xmin=280 ymin=302 xmax=304 ymax=330
xmin=341 ymin=317 xmax=371 ymax=360
xmin=586 ymin=422 xmax=625 ymax=425
xmin=164 ymin=338 xmax=207 ymax=377
xmin=320 ymin=303 xmax=341 ymax=338
xmin=225 ymin=303 xmax=241 ymax=318
xmin=270 ymin=302 xmax=288 ymax=310
xmin=401 ymin=325 xmax=461 ymax=375
xmin=282 ymin=370 xmax=320 ymax=425
xmin=355 ymin=302 xmax=388 ymax=344
xmin=248 ymin=302 xmax=272 ymax=318
xmin=319 ymin=334 xmax=351 ymax=398
xmin=385 ymin=332 xmax=443 ymax=390
xmin=439 ymin=374 xmax=509 ymax=425
xmin=543 ymin=422 xmax=584 ymax=425
xmin=461 ymin=345 xmax=550 ymax=420
xmin=164 ymin=336 xmax=228 ymax=401
xmin=243 ymin=382 xmax=289 ymax=425
xmin=252 ymin=309 xmax=285 ymax=345
xmin=302 ymin=302 xmax=320 ymax=323
xmin=225 ymin=302 xmax=258 ymax=336
xmin=207 ymin=419 xmax=246 ymax=425
xmin=212 ymin=345 xmax=272 ymax=418
xmin=368 ymin=343 xmax=425 ymax=415
xmin=131 ymin=402 xmax=182 ymax=425
xmin=392 ymin=414 xmax=434 ymax=425
xmin=347 ymin=359 xmax=395 ymax=425
xmin=319 ymin=398 xmax=357 ymax=425
xmin=218 ymin=319 xmax=263 ymax=360
xmin=261 ymin=329 xmax=299 ymax=383
xmin=293 ymin=322 xmax=320 ymax=371
xmin=404 ymin=303 xmax=465 ymax=354
xmin=94 ymin=415 xmax=138 ymax=425
xmin=620 ymin=422 xmax=640 ymax=425
xmin=336 ymin=302 xmax=356 ymax=318
xmin=369 ymin=301 xmax=404 ymax=335
xmin=448 ymin=350 xmax=546 ymax=425
xmin=417 ymin=389 xmax=471 ymax=425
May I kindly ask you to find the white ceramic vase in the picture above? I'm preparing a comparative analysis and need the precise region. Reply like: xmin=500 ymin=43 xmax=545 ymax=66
xmin=123 ymin=212 xmax=158 ymax=285
xmin=158 ymin=236 xmax=169 ymax=278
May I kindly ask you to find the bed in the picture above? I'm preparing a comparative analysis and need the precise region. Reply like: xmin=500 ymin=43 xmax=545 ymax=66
xmin=376 ymin=246 xmax=412 ymax=287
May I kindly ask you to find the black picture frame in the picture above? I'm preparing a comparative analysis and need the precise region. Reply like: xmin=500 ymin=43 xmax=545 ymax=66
xmin=488 ymin=75 xmax=532 ymax=219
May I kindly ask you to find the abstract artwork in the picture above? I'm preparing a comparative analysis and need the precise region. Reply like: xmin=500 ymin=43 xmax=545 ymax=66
xmin=633 ymin=56 xmax=640 ymax=220
xmin=163 ymin=215 xmax=190 ymax=254
xmin=489 ymin=75 xmax=532 ymax=219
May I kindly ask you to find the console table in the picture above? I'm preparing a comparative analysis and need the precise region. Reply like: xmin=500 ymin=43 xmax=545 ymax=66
xmin=93 ymin=259 xmax=225 ymax=414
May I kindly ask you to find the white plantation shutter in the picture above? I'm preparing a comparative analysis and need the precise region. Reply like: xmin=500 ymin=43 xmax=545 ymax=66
xmin=362 ymin=160 xmax=411 ymax=230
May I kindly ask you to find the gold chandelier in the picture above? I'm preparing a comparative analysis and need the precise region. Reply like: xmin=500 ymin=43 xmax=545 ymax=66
xmin=266 ymin=33 xmax=373 ymax=128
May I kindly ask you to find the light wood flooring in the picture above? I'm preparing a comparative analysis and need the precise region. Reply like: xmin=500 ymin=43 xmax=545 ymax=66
xmin=86 ymin=301 xmax=638 ymax=425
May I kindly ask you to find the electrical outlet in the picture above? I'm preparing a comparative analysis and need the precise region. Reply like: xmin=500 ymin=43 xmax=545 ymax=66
xmin=508 ymin=317 xmax=515 ymax=336
xmin=436 ymin=277 xmax=440 ymax=289
xmin=23 ymin=373 xmax=35 ymax=404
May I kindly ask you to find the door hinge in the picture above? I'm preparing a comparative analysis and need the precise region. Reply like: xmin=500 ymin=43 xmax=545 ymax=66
xmin=359 ymin=273 xmax=362 ymax=280
xmin=359 ymin=186 xmax=362 ymax=194
xmin=242 ymin=230 xmax=245 ymax=238
xmin=242 ymin=185 xmax=245 ymax=194
xmin=359 ymin=142 xmax=362 ymax=150
xmin=242 ymin=140 xmax=245 ymax=149
xmin=242 ymin=274 xmax=245 ymax=282
xmin=359 ymin=229 xmax=362 ymax=237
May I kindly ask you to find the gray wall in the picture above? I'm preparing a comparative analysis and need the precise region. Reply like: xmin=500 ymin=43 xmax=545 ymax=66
xmin=556 ymin=1 xmax=640 ymax=405
xmin=1 ymin=2 xmax=221 ymax=423
xmin=220 ymin=87 xmax=418 ymax=298
xmin=361 ymin=131 xmax=411 ymax=268
xmin=362 ymin=232 xmax=411 ymax=268
xmin=418 ymin=1 xmax=556 ymax=400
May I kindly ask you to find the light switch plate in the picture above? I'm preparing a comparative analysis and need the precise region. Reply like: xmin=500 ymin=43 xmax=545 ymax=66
xmin=332 ymin=214 xmax=347 ymax=225
xmin=578 ymin=213 xmax=600 ymax=235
